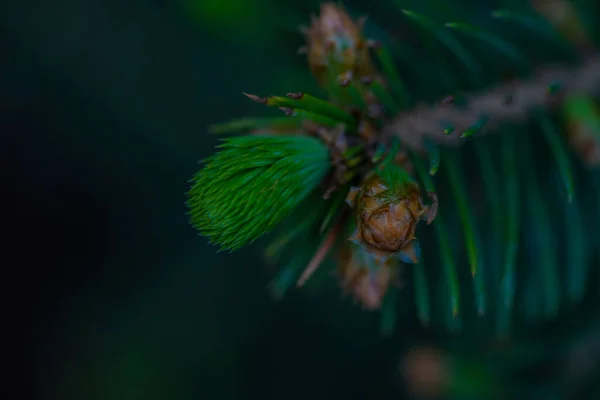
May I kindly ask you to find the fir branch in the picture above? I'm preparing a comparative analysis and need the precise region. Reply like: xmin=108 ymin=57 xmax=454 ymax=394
xmin=382 ymin=54 xmax=600 ymax=151
xmin=187 ymin=135 xmax=331 ymax=251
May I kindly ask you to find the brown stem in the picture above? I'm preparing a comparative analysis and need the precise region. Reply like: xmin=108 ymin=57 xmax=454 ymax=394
xmin=382 ymin=55 xmax=600 ymax=152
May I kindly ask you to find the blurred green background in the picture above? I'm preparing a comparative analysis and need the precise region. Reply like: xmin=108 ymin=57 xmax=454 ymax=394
xmin=2 ymin=1 xmax=424 ymax=399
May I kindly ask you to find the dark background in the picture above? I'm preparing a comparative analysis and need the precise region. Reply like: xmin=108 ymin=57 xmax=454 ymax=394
xmin=1 ymin=1 xmax=422 ymax=399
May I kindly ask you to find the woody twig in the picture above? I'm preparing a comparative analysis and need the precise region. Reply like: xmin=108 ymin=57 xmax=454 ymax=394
xmin=382 ymin=55 xmax=600 ymax=151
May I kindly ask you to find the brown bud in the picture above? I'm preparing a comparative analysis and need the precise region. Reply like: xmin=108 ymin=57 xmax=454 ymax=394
xmin=346 ymin=171 xmax=427 ymax=262
xmin=301 ymin=3 xmax=375 ymax=88
xmin=336 ymin=244 xmax=397 ymax=310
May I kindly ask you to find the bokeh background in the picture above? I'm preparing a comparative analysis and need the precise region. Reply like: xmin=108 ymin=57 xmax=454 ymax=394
xmin=2 ymin=1 xmax=427 ymax=399
xmin=8 ymin=0 xmax=600 ymax=399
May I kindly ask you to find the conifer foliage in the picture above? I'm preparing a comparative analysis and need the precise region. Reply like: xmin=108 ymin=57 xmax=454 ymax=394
xmin=187 ymin=1 xmax=600 ymax=346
